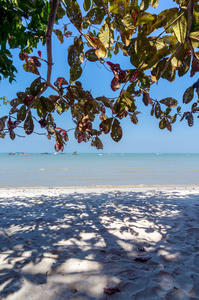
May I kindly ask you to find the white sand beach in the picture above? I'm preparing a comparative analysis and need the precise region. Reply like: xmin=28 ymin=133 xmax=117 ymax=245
xmin=0 ymin=185 xmax=199 ymax=299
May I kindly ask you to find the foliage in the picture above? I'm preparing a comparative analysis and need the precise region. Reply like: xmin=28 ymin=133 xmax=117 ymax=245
xmin=0 ymin=0 xmax=199 ymax=150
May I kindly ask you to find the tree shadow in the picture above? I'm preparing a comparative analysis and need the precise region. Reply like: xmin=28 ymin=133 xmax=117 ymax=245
xmin=0 ymin=189 xmax=199 ymax=299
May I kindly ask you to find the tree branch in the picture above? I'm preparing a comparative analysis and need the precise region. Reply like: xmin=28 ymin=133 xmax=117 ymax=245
xmin=46 ymin=0 xmax=59 ymax=85
xmin=26 ymin=0 xmax=60 ymax=114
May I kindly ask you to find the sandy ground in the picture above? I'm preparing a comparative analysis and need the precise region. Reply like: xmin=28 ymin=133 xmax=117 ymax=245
xmin=0 ymin=185 xmax=199 ymax=299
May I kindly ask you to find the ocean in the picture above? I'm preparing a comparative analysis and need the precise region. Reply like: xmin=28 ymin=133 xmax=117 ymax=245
xmin=0 ymin=153 xmax=199 ymax=187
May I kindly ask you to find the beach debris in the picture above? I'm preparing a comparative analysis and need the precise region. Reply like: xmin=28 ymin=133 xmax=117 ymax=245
xmin=137 ymin=245 xmax=146 ymax=252
xmin=104 ymin=286 xmax=121 ymax=295
xmin=135 ymin=256 xmax=151 ymax=262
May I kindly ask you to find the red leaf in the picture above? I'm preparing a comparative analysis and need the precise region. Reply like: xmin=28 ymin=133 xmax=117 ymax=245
xmin=78 ymin=134 xmax=83 ymax=143
xmin=19 ymin=52 xmax=29 ymax=61
xmin=38 ymin=50 xmax=42 ymax=58
xmin=107 ymin=61 xmax=126 ymax=91
xmin=131 ymin=10 xmax=138 ymax=26
xmin=119 ymin=69 xmax=126 ymax=82
xmin=25 ymin=95 xmax=33 ymax=105
xmin=104 ymin=287 xmax=121 ymax=295
xmin=185 ymin=50 xmax=191 ymax=56
xmin=130 ymin=71 xmax=138 ymax=82
xmin=145 ymin=93 xmax=153 ymax=105
xmin=54 ymin=77 xmax=68 ymax=86
xmin=111 ymin=77 xmax=121 ymax=91
xmin=107 ymin=61 xmax=121 ymax=75
xmin=190 ymin=57 xmax=199 ymax=77
xmin=54 ymin=143 xmax=64 ymax=152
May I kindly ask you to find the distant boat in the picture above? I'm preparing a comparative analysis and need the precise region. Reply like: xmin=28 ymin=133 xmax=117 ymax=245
xmin=8 ymin=152 xmax=15 ymax=155
xmin=72 ymin=151 xmax=78 ymax=155
xmin=99 ymin=153 xmax=103 ymax=156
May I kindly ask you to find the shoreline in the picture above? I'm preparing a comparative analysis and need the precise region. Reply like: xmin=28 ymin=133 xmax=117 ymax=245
xmin=1 ymin=183 xmax=199 ymax=190
xmin=1 ymin=184 xmax=199 ymax=197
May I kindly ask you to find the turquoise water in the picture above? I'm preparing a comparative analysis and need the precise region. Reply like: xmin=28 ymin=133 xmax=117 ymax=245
xmin=0 ymin=153 xmax=199 ymax=187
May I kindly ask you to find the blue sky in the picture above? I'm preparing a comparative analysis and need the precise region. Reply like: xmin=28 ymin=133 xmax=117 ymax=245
xmin=1 ymin=0 xmax=199 ymax=153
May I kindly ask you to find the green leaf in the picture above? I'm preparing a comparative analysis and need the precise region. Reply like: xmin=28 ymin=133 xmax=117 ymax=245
xmin=85 ymin=49 xmax=99 ymax=61
xmin=151 ymin=58 xmax=167 ymax=81
xmin=0 ymin=132 xmax=6 ymax=138
xmin=64 ymin=31 xmax=73 ymax=37
xmin=161 ymin=62 xmax=176 ymax=83
xmin=155 ymin=102 xmax=161 ymax=119
xmin=187 ymin=114 xmax=194 ymax=127
xmin=83 ymin=0 xmax=91 ymax=11
xmin=93 ymin=0 xmax=104 ymax=6
xmin=30 ymin=77 xmax=42 ymax=97
xmin=111 ymin=119 xmax=122 ymax=142
xmin=110 ymin=0 xmax=129 ymax=14
xmin=17 ymin=105 xmax=27 ymax=121
xmin=0 ymin=116 xmax=8 ymax=131
xmin=70 ymin=64 xmax=82 ymax=83
xmin=121 ymin=92 xmax=136 ymax=112
xmin=17 ymin=92 xmax=27 ymax=101
xmin=151 ymin=0 xmax=159 ymax=9
xmin=130 ymin=113 xmax=139 ymax=124
xmin=160 ymin=97 xmax=178 ymax=108
xmin=56 ymin=3 xmax=65 ymax=19
xmin=10 ymin=98 xmax=24 ymax=107
xmin=189 ymin=32 xmax=199 ymax=48
xmin=140 ymin=0 xmax=150 ymax=11
xmin=183 ymin=86 xmax=194 ymax=104
xmin=178 ymin=55 xmax=191 ymax=77
xmin=159 ymin=118 xmax=166 ymax=130
xmin=85 ymin=34 xmax=107 ymax=59
xmin=138 ymin=72 xmax=150 ymax=92
xmin=53 ymin=29 xmax=64 ymax=44
xmin=10 ymin=130 xmax=15 ymax=140
xmin=10 ymin=107 xmax=19 ymax=114
xmin=65 ymin=1 xmax=82 ymax=30
xmin=137 ymin=12 xmax=156 ymax=25
xmin=85 ymin=7 xmax=105 ymax=24
xmin=91 ymin=136 xmax=103 ymax=149
xmin=96 ymin=96 xmax=112 ymax=108
xmin=23 ymin=61 xmax=39 ymax=75
xmin=166 ymin=119 xmax=172 ymax=132
xmin=172 ymin=14 xmax=187 ymax=43
xmin=68 ymin=38 xmax=84 ymax=67
xmin=99 ymin=117 xmax=113 ymax=134
xmin=24 ymin=112 xmax=34 ymax=135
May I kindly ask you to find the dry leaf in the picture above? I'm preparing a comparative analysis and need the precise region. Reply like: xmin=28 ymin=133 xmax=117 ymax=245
xmin=104 ymin=287 xmax=121 ymax=295
xmin=135 ymin=256 xmax=151 ymax=262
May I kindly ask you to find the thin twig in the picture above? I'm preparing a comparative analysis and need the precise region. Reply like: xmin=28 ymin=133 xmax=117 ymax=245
xmin=159 ymin=43 xmax=184 ymax=79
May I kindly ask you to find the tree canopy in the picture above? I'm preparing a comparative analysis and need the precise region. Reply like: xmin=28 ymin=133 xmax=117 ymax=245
xmin=0 ymin=0 xmax=199 ymax=151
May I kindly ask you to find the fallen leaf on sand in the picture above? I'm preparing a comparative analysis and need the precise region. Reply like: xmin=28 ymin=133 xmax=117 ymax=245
xmin=135 ymin=256 xmax=151 ymax=262
xmin=104 ymin=287 xmax=121 ymax=295
xmin=137 ymin=245 xmax=146 ymax=252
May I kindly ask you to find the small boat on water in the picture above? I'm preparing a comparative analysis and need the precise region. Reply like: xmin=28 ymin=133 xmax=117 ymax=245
xmin=72 ymin=151 xmax=78 ymax=155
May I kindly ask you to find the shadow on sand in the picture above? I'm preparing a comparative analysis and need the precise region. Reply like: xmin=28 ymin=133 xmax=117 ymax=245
xmin=0 ymin=189 xmax=199 ymax=299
